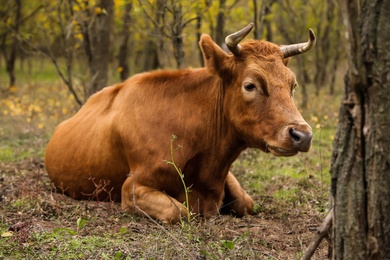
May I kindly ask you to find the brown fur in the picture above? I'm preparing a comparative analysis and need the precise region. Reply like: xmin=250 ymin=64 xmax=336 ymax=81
xmin=45 ymin=33 xmax=312 ymax=223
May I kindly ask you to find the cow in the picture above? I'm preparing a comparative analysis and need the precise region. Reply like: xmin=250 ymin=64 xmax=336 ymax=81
xmin=45 ymin=23 xmax=315 ymax=224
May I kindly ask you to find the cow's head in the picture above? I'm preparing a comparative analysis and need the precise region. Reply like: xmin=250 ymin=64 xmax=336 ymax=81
xmin=199 ymin=23 xmax=315 ymax=156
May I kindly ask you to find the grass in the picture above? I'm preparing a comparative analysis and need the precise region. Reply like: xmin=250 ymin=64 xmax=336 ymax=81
xmin=0 ymin=58 xmax=343 ymax=259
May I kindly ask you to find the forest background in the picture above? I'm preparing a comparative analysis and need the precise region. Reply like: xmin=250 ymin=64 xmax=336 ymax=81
xmin=0 ymin=0 xmax=344 ymax=259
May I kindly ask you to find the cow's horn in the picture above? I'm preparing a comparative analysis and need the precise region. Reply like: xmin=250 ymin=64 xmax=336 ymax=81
xmin=225 ymin=23 xmax=254 ymax=55
xmin=280 ymin=29 xmax=316 ymax=58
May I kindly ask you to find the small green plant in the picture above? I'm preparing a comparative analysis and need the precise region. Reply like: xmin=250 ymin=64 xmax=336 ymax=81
xmin=221 ymin=239 xmax=235 ymax=250
xmin=164 ymin=134 xmax=191 ymax=223
xmin=76 ymin=218 xmax=87 ymax=233
xmin=220 ymin=232 xmax=249 ymax=251
xmin=115 ymin=251 xmax=123 ymax=260
xmin=52 ymin=218 xmax=87 ymax=236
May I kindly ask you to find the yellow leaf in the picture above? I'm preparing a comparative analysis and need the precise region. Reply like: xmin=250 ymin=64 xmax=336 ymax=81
xmin=62 ymin=107 xmax=68 ymax=114
xmin=1 ymin=231 xmax=13 ymax=238
xmin=75 ymin=33 xmax=83 ymax=40
xmin=117 ymin=66 xmax=123 ymax=72
xmin=9 ymin=85 xmax=18 ymax=93
xmin=95 ymin=7 xmax=102 ymax=14
xmin=37 ymin=123 xmax=44 ymax=129
xmin=6 ymin=17 xmax=13 ymax=25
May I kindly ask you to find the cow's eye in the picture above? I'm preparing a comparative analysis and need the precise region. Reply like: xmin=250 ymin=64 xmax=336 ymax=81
xmin=244 ymin=83 xmax=256 ymax=91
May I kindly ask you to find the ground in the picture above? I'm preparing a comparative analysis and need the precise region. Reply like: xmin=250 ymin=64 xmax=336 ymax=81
xmin=0 ymin=155 xmax=330 ymax=259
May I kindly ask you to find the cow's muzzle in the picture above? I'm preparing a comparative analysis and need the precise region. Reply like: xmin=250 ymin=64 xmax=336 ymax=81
xmin=288 ymin=126 xmax=313 ymax=152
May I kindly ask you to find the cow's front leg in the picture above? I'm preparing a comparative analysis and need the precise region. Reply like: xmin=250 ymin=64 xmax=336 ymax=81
xmin=121 ymin=177 xmax=187 ymax=224
xmin=223 ymin=171 xmax=254 ymax=217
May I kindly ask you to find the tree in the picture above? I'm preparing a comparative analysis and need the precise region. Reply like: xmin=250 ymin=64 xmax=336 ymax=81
xmin=330 ymin=0 xmax=390 ymax=258
xmin=252 ymin=0 xmax=277 ymax=41
xmin=0 ymin=0 xmax=21 ymax=89
xmin=310 ymin=0 xmax=343 ymax=96
xmin=41 ymin=0 xmax=83 ymax=106
xmin=272 ymin=0 xmax=312 ymax=108
xmin=168 ymin=1 xmax=201 ymax=69
xmin=0 ymin=1 xmax=43 ymax=89
xmin=118 ymin=1 xmax=132 ymax=81
xmin=214 ymin=0 xmax=226 ymax=46
xmin=139 ymin=0 xmax=202 ymax=69
xmin=84 ymin=0 xmax=114 ymax=96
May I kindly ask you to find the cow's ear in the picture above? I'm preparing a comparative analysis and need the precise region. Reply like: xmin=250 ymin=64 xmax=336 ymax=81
xmin=199 ymin=34 xmax=230 ymax=75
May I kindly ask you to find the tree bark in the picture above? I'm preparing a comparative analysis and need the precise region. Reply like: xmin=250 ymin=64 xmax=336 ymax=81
xmin=215 ymin=0 xmax=226 ymax=46
xmin=0 ymin=0 xmax=21 ymax=88
xmin=330 ymin=0 xmax=390 ymax=259
xmin=275 ymin=0 xmax=310 ymax=108
xmin=196 ymin=14 xmax=204 ymax=67
xmin=87 ymin=0 xmax=114 ymax=96
xmin=253 ymin=0 xmax=277 ymax=41
xmin=118 ymin=1 xmax=132 ymax=81
xmin=171 ymin=2 xmax=184 ymax=69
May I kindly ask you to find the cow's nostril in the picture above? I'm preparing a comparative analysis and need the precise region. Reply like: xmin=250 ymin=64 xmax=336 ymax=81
xmin=289 ymin=128 xmax=301 ymax=142
xmin=289 ymin=128 xmax=313 ymax=151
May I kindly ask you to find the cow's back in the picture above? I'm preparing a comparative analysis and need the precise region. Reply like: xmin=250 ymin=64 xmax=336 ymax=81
xmin=45 ymin=84 xmax=130 ymax=201
xmin=46 ymin=69 xmax=222 ymax=202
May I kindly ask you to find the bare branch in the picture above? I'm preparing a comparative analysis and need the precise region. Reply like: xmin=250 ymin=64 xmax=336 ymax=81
xmin=137 ymin=0 xmax=171 ymax=38
xmin=182 ymin=16 xmax=199 ymax=28
xmin=227 ymin=0 xmax=240 ymax=11
xmin=302 ymin=208 xmax=333 ymax=260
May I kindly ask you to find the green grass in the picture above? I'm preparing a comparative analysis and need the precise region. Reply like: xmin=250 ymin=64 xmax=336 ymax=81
xmin=0 ymin=58 xmax=59 ymax=87
xmin=0 ymin=133 xmax=47 ymax=162
xmin=0 ymin=228 xmax=130 ymax=259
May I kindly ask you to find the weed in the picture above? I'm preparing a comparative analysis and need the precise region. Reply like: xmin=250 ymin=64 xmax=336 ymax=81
xmin=76 ymin=218 xmax=87 ymax=233
xmin=164 ymin=134 xmax=192 ymax=223
xmin=81 ymin=176 xmax=114 ymax=203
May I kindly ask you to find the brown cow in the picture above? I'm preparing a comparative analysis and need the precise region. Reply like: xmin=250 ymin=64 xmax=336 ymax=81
xmin=45 ymin=23 xmax=315 ymax=223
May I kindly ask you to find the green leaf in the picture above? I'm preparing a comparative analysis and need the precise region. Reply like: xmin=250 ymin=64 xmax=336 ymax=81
xmin=77 ymin=218 xmax=87 ymax=230
xmin=115 ymin=251 xmax=123 ymax=260
xmin=119 ymin=227 xmax=127 ymax=234
xmin=221 ymin=240 xmax=234 ymax=250
xmin=54 ymin=227 xmax=76 ymax=235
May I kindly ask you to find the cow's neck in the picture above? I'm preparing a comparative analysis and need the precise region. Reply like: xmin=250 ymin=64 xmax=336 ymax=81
xmin=202 ymin=72 xmax=247 ymax=170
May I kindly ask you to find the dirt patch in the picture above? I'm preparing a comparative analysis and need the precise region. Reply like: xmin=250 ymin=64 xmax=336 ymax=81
xmin=0 ymin=159 xmax=329 ymax=259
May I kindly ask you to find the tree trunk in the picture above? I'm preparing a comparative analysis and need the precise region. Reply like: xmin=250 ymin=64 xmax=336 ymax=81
xmin=196 ymin=14 xmax=204 ymax=67
xmin=171 ymin=3 xmax=184 ymax=69
xmin=118 ymin=1 xmax=132 ymax=81
xmin=314 ymin=1 xmax=336 ymax=96
xmin=215 ymin=0 xmax=226 ymax=46
xmin=253 ymin=0 xmax=258 ymax=39
xmin=0 ymin=0 xmax=21 ymax=88
xmin=155 ymin=0 xmax=167 ymax=69
xmin=253 ymin=0 xmax=276 ymax=41
xmin=296 ymin=55 xmax=308 ymax=109
xmin=87 ymin=0 xmax=114 ymax=96
xmin=330 ymin=0 xmax=390 ymax=259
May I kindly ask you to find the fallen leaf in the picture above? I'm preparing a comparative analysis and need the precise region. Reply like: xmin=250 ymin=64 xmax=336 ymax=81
xmin=1 ymin=231 xmax=13 ymax=238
